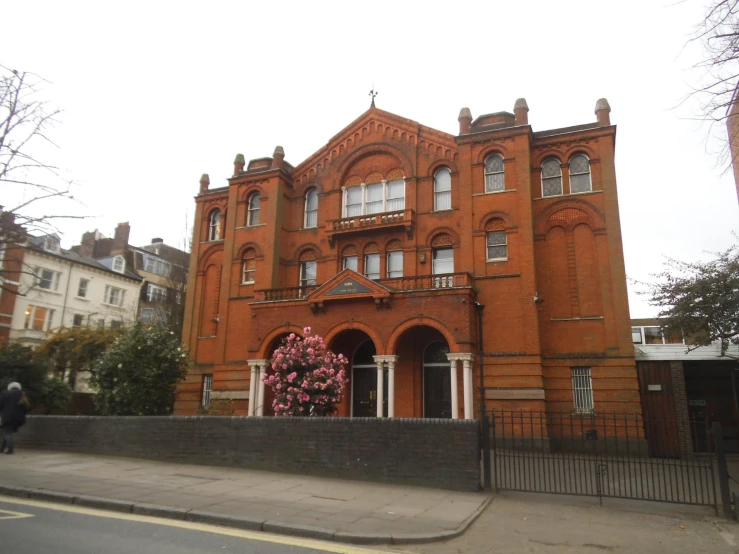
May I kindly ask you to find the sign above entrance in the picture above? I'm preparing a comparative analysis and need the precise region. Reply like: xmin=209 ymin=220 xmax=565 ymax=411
xmin=325 ymin=279 xmax=373 ymax=296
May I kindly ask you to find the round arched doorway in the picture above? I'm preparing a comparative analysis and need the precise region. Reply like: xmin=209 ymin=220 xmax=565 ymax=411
xmin=423 ymin=341 xmax=452 ymax=418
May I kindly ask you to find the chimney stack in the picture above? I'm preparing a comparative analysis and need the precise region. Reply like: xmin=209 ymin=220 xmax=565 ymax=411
xmin=79 ymin=230 xmax=97 ymax=257
xmin=458 ymin=108 xmax=472 ymax=135
xmin=233 ymin=154 xmax=245 ymax=176
xmin=514 ymin=98 xmax=529 ymax=126
xmin=271 ymin=146 xmax=285 ymax=169
xmin=199 ymin=173 xmax=210 ymax=194
xmin=595 ymin=98 xmax=611 ymax=126
xmin=151 ymin=238 xmax=164 ymax=244
xmin=111 ymin=222 xmax=130 ymax=255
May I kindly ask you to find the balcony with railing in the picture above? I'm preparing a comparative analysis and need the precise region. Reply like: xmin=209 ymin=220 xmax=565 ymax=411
xmin=378 ymin=272 xmax=473 ymax=292
xmin=254 ymin=285 xmax=320 ymax=303
xmin=325 ymin=209 xmax=414 ymax=246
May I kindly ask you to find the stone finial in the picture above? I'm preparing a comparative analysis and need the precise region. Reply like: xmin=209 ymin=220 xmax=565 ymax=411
xmin=199 ymin=173 xmax=210 ymax=194
xmin=514 ymin=98 xmax=529 ymax=126
xmin=458 ymin=107 xmax=472 ymax=135
xmin=595 ymin=98 xmax=611 ymax=126
xmin=233 ymin=154 xmax=245 ymax=176
xmin=271 ymin=145 xmax=285 ymax=169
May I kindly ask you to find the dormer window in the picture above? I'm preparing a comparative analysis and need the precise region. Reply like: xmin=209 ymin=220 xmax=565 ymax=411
xmin=112 ymin=255 xmax=125 ymax=273
xmin=44 ymin=235 xmax=60 ymax=254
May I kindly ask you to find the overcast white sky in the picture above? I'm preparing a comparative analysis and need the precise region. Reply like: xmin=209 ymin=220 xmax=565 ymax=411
xmin=3 ymin=0 xmax=738 ymax=317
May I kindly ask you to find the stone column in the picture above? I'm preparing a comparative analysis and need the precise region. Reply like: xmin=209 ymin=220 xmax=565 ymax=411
xmin=461 ymin=354 xmax=475 ymax=420
xmin=374 ymin=355 xmax=398 ymax=417
xmin=373 ymin=357 xmax=385 ymax=418
xmin=446 ymin=354 xmax=460 ymax=420
xmin=247 ymin=359 xmax=262 ymax=416
xmin=257 ymin=360 xmax=267 ymax=416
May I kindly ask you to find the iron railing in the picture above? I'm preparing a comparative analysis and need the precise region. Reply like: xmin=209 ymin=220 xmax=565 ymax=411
xmin=488 ymin=410 xmax=718 ymax=510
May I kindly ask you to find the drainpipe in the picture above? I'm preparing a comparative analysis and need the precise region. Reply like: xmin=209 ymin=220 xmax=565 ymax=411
xmin=474 ymin=302 xmax=485 ymax=420
xmin=60 ymin=261 xmax=73 ymax=327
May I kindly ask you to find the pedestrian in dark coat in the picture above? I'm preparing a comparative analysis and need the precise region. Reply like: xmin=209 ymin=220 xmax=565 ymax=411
xmin=0 ymin=382 xmax=29 ymax=454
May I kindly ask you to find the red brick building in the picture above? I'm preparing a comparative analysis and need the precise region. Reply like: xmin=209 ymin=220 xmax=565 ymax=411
xmin=176 ymin=99 xmax=639 ymax=420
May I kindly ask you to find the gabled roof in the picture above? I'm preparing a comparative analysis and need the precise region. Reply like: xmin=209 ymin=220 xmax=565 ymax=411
xmin=308 ymin=269 xmax=391 ymax=303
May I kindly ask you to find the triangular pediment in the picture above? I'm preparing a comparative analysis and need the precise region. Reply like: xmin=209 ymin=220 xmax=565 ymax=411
xmin=292 ymin=106 xmax=458 ymax=186
xmin=308 ymin=269 xmax=391 ymax=303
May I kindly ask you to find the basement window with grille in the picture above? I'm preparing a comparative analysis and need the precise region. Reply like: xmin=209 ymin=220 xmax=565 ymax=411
xmin=202 ymin=374 xmax=213 ymax=408
xmin=571 ymin=367 xmax=594 ymax=414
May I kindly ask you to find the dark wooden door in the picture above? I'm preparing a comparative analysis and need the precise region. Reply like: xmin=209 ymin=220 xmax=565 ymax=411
xmin=637 ymin=362 xmax=681 ymax=457
xmin=353 ymin=367 xmax=376 ymax=417
xmin=424 ymin=366 xmax=451 ymax=418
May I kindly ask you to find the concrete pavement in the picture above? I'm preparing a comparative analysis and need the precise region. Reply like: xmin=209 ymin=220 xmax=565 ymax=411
xmin=0 ymin=450 xmax=489 ymax=545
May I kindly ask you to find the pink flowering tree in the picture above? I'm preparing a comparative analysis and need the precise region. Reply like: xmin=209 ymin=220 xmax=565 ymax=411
xmin=264 ymin=327 xmax=348 ymax=416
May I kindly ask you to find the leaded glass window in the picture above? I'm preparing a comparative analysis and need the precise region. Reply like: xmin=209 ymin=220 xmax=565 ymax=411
xmin=541 ymin=159 xmax=562 ymax=197
xmin=569 ymin=155 xmax=592 ymax=194
xmin=484 ymin=154 xmax=505 ymax=193
xmin=486 ymin=231 xmax=507 ymax=260
xmin=248 ymin=194 xmax=260 ymax=226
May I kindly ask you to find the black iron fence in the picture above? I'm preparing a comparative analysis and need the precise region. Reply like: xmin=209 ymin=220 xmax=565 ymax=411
xmin=485 ymin=411 xmax=726 ymax=513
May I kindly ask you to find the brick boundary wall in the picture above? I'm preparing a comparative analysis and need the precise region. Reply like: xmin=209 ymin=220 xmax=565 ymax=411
xmin=17 ymin=416 xmax=481 ymax=492
xmin=670 ymin=361 xmax=695 ymax=457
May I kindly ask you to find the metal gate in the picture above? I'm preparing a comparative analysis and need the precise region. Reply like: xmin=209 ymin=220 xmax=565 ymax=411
xmin=488 ymin=410 xmax=721 ymax=511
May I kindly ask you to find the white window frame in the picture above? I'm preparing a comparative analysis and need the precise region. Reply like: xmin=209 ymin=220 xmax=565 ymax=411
xmin=634 ymin=325 xmax=684 ymax=345
xmin=386 ymin=250 xmax=403 ymax=278
xmin=568 ymin=154 xmax=592 ymax=194
xmin=23 ymin=305 xmax=55 ymax=332
xmin=343 ymin=255 xmax=358 ymax=272
xmin=247 ymin=194 xmax=260 ymax=226
xmin=241 ymin=252 xmax=256 ymax=284
xmin=202 ymin=374 xmax=213 ymax=407
xmin=37 ymin=267 xmax=61 ymax=291
xmin=104 ymin=285 xmax=125 ymax=307
xmin=44 ymin=235 xmax=60 ymax=253
xmin=304 ymin=189 xmax=318 ymax=229
xmin=571 ymin=367 xmax=594 ymax=414
xmin=484 ymin=154 xmax=505 ymax=193
xmin=541 ymin=158 xmax=563 ymax=197
xmin=112 ymin=255 xmax=125 ymax=273
xmin=209 ymin=210 xmax=222 ymax=241
xmin=433 ymin=168 xmax=452 ymax=211
xmin=72 ymin=314 xmax=84 ymax=328
xmin=146 ymin=283 xmax=167 ymax=303
xmin=364 ymin=253 xmax=380 ymax=280
xmin=299 ymin=260 xmax=317 ymax=288
xmin=77 ymin=278 xmax=89 ymax=298
xmin=140 ymin=308 xmax=154 ymax=323
xmin=486 ymin=231 xmax=508 ymax=261
xmin=341 ymin=179 xmax=405 ymax=217
xmin=432 ymin=247 xmax=454 ymax=275
xmin=144 ymin=255 xmax=170 ymax=277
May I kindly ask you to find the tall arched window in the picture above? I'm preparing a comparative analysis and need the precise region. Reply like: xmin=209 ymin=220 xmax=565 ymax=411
xmin=304 ymin=189 xmax=318 ymax=228
xmin=541 ymin=158 xmax=562 ymax=197
xmin=569 ymin=154 xmax=592 ymax=194
xmin=484 ymin=154 xmax=505 ymax=193
xmin=208 ymin=209 xmax=222 ymax=241
xmin=247 ymin=194 xmax=260 ymax=226
xmin=364 ymin=243 xmax=380 ymax=280
xmin=433 ymin=168 xmax=452 ymax=211
xmin=241 ymin=248 xmax=256 ymax=284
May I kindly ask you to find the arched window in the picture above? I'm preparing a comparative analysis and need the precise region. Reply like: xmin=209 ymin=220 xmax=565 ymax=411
xmin=484 ymin=154 xmax=505 ymax=193
xmin=247 ymin=194 xmax=260 ymax=226
xmin=342 ymin=245 xmax=358 ymax=272
xmin=299 ymin=251 xmax=317 ymax=289
xmin=209 ymin=209 xmax=222 ymax=241
xmin=304 ymin=189 xmax=318 ymax=228
xmin=485 ymin=219 xmax=507 ymax=261
xmin=541 ymin=158 xmax=562 ymax=197
xmin=353 ymin=340 xmax=377 ymax=366
xmin=241 ymin=248 xmax=256 ymax=284
xmin=433 ymin=168 xmax=452 ymax=211
xmin=569 ymin=154 xmax=592 ymax=194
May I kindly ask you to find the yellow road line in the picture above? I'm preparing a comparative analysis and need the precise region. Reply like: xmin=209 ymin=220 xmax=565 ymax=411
xmin=0 ymin=508 xmax=34 ymax=520
xmin=0 ymin=495 xmax=409 ymax=553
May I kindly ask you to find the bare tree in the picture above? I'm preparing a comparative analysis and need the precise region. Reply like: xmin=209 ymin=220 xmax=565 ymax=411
xmin=690 ymin=1 xmax=739 ymax=166
xmin=0 ymin=65 xmax=81 ymax=295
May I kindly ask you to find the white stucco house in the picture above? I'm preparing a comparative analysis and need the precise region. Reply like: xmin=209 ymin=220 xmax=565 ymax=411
xmin=9 ymin=234 xmax=142 ymax=347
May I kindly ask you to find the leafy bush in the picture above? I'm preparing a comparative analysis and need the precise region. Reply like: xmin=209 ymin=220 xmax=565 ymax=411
xmin=0 ymin=343 xmax=72 ymax=412
xmin=90 ymin=323 xmax=189 ymax=415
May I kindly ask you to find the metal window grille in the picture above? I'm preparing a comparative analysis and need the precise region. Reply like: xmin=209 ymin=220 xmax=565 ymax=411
xmin=202 ymin=374 xmax=213 ymax=407
xmin=571 ymin=367 xmax=593 ymax=413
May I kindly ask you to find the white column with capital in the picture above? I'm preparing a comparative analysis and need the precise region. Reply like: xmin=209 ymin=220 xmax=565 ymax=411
xmin=373 ymin=357 xmax=385 ymax=418
xmin=461 ymin=354 xmax=475 ymax=420
xmin=387 ymin=356 xmax=397 ymax=417
xmin=257 ymin=360 xmax=267 ymax=416
xmin=247 ymin=359 xmax=260 ymax=416
xmin=446 ymin=354 xmax=459 ymax=420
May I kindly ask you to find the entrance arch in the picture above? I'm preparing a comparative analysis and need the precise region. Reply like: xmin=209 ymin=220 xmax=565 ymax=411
xmin=327 ymin=329 xmax=379 ymax=418
xmin=423 ymin=341 xmax=452 ymax=418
